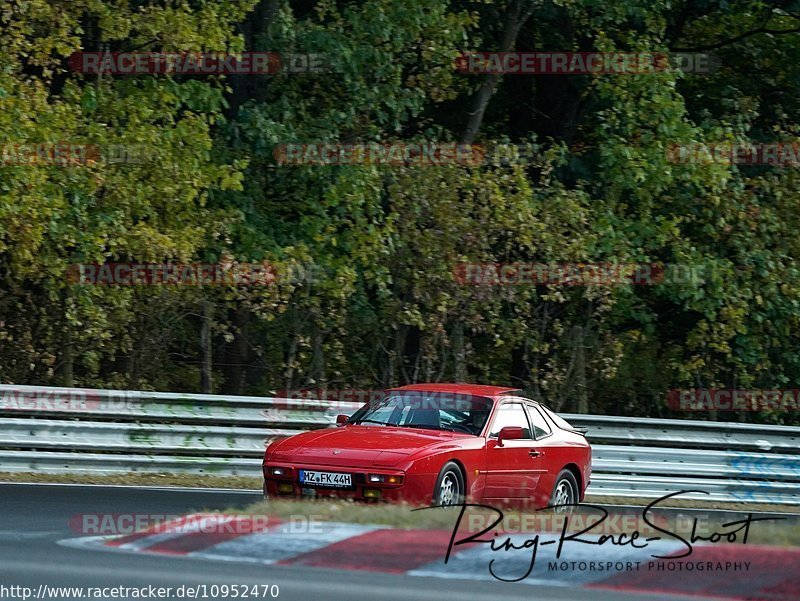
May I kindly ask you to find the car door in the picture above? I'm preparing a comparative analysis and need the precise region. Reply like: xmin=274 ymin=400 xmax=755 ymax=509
xmin=523 ymin=402 xmax=554 ymax=504
xmin=483 ymin=402 xmax=542 ymax=499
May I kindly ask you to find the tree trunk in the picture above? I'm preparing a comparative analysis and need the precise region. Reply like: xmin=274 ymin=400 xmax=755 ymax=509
xmin=573 ymin=325 xmax=588 ymax=414
xmin=226 ymin=0 xmax=281 ymax=117
xmin=452 ymin=322 xmax=466 ymax=381
xmin=222 ymin=306 xmax=250 ymax=395
xmin=309 ymin=319 xmax=326 ymax=385
xmin=284 ymin=308 xmax=301 ymax=391
xmin=200 ymin=300 xmax=214 ymax=394
xmin=60 ymin=327 xmax=74 ymax=387
xmin=461 ymin=0 xmax=537 ymax=145
xmin=59 ymin=288 xmax=74 ymax=387
xmin=386 ymin=325 xmax=407 ymax=387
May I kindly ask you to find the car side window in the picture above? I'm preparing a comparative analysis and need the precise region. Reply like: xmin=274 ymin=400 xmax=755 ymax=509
xmin=525 ymin=404 xmax=552 ymax=439
xmin=488 ymin=403 xmax=532 ymax=439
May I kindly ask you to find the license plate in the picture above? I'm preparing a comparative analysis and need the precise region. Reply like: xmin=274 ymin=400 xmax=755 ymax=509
xmin=299 ymin=470 xmax=352 ymax=488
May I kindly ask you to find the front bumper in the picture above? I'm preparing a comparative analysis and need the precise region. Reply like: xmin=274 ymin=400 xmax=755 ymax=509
xmin=263 ymin=461 xmax=434 ymax=505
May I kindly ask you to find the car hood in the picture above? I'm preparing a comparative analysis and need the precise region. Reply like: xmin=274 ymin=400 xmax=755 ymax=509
xmin=268 ymin=425 xmax=465 ymax=468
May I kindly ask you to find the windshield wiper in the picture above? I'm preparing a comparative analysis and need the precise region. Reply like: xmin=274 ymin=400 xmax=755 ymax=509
xmin=439 ymin=425 xmax=469 ymax=433
xmin=398 ymin=423 xmax=446 ymax=431
xmin=350 ymin=418 xmax=393 ymax=426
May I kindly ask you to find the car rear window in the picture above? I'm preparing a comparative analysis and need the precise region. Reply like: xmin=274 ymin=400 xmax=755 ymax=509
xmin=540 ymin=404 xmax=577 ymax=431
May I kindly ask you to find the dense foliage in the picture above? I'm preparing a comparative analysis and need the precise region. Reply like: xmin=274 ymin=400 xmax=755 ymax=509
xmin=2 ymin=0 xmax=800 ymax=423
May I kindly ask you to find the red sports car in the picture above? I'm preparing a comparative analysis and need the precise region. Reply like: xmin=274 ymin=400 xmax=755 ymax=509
xmin=262 ymin=384 xmax=591 ymax=509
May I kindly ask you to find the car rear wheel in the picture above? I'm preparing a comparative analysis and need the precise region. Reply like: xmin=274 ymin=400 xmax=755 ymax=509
xmin=433 ymin=462 xmax=465 ymax=507
xmin=550 ymin=469 xmax=578 ymax=513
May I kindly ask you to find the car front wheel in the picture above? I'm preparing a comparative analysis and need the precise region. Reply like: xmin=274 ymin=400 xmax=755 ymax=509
xmin=433 ymin=462 xmax=465 ymax=507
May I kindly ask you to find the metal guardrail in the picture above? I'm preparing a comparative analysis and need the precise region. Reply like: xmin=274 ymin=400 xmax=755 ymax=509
xmin=1 ymin=384 xmax=799 ymax=504
xmin=563 ymin=414 xmax=800 ymax=453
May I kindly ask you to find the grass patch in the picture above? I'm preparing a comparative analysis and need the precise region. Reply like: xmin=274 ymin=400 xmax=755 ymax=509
xmin=243 ymin=497 xmax=510 ymax=530
xmin=0 ymin=471 xmax=261 ymax=490
xmin=584 ymin=494 xmax=800 ymax=514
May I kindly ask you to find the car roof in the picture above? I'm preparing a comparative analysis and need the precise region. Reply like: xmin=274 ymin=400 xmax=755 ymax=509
xmin=388 ymin=383 xmax=521 ymax=399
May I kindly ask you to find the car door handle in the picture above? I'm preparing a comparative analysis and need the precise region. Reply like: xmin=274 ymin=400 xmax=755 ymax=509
xmin=529 ymin=450 xmax=541 ymax=458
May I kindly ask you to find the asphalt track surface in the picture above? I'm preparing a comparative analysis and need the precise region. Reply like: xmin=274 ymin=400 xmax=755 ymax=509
xmin=0 ymin=483 xmax=782 ymax=601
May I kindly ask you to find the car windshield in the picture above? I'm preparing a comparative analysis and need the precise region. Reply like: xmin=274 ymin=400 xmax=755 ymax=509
xmin=348 ymin=392 xmax=493 ymax=435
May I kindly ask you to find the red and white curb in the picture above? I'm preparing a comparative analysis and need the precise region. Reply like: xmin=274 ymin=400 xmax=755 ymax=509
xmin=60 ymin=514 xmax=800 ymax=600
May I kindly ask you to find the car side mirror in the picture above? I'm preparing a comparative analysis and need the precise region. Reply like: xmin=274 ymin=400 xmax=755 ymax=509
xmin=497 ymin=426 xmax=524 ymax=446
xmin=336 ymin=414 xmax=349 ymax=426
